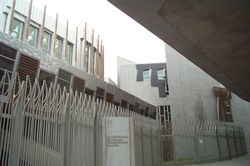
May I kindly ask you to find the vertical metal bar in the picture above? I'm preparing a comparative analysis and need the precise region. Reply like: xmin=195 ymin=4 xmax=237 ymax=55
xmin=216 ymin=123 xmax=222 ymax=161
xmin=93 ymin=101 xmax=98 ymax=166
xmin=62 ymin=93 xmax=70 ymax=166
xmin=140 ymin=125 xmax=145 ymax=166
xmin=225 ymin=126 xmax=232 ymax=159
xmin=233 ymin=127 xmax=239 ymax=157
xmin=9 ymin=82 xmax=25 ymax=166
xmin=149 ymin=118 xmax=154 ymax=166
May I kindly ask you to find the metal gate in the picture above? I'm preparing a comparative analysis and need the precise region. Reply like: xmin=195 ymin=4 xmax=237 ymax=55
xmin=0 ymin=70 xmax=162 ymax=166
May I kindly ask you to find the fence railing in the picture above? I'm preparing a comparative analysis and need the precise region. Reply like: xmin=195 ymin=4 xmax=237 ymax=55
xmin=0 ymin=71 xmax=162 ymax=166
xmin=161 ymin=120 xmax=248 ymax=165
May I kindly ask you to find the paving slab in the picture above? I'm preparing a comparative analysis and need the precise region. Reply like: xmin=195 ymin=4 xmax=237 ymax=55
xmin=186 ymin=155 xmax=250 ymax=166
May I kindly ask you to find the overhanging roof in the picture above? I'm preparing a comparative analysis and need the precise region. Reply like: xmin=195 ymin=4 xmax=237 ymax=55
xmin=108 ymin=0 xmax=250 ymax=101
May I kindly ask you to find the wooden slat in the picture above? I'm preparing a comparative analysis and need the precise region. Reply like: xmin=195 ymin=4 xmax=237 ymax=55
xmin=17 ymin=55 xmax=39 ymax=83
xmin=73 ymin=76 xmax=85 ymax=93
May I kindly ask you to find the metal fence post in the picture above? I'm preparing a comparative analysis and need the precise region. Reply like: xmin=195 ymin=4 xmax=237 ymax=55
xmin=9 ymin=82 xmax=25 ymax=166
xmin=233 ymin=127 xmax=238 ymax=157
xmin=63 ymin=93 xmax=70 ymax=166
xmin=216 ymin=124 xmax=222 ymax=161
xmin=225 ymin=126 xmax=232 ymax=160
xmin=141 ymin=125 xmax=145 ymax=166
xmin=149 ymin=118 xmax=154 ymax=166
xmin=194 ymin=123 xmax=200 ymax=163
xmin=93 ymin=100 xmax=98 ymax=166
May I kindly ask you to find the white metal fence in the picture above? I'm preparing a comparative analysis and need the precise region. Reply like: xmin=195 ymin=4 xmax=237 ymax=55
xmin=161 ymin=120 xmax=248 ymax=165
xmin=0 ymin=71 xmax=162 ymax=166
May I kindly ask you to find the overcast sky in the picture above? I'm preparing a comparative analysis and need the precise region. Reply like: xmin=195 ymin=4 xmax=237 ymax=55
xmin=35 ymin=0 xmax=166 ymax=82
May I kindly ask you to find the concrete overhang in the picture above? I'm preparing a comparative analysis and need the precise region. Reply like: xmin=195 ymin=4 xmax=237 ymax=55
xmin=108 ymin=0 xmax=250 ymax=101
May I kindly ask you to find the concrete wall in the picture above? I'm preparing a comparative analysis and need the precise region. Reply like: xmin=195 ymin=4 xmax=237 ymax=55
xmin=165 ymin=44 xmax=221 ymax=121
xmin=231 ymin=94 xmax=250 ymax=152
xmin=165 ymin=43 xmax=250 ymax=152
xmin=118 ymin=44 xmax=250 ymax=153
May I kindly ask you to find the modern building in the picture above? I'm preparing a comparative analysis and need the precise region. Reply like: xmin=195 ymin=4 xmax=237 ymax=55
xmin=0 ymin=0 xmax=157 ymax=117
xmin=117 ymin=44 xmax=250 ymax=153
xmin=108 ymin=0 xmax=250 ymax=102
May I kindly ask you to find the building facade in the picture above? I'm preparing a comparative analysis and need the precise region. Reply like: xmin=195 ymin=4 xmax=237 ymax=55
xmin=0 ymin=0 xmax=104 ymax=78
xmin=117 ymin=44 xmax=250 ymax=153
xmin=0 ymin=0 xmax=156 ymax=117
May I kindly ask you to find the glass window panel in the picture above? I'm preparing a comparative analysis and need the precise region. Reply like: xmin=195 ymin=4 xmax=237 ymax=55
xmin=27 ymin=25 xmax=38 ymax=46
xmin=42 ymin=31 xmax=52 ymax=53
xmin=10 ymin=18 xmax=23 ymax=40
xmin=143 ymin=69 xmax=150 ymax=80
xmin=66 ymin=42 xmax=73 ymax=64
xmin=94 ymin=48 xmax=98 ymax=74
xmin=54 ymin=36 xmax=63 ymax=59
xmin=85 ymin=42 xmax=90 ymax=70
xmin=157 ymin=68 xmax=165 ymax=80
xmin=3 ymin=13 xmax=8 ymax=32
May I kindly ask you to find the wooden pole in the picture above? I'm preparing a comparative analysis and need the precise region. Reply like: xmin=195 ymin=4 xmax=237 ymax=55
xmin=38 ymin=5 xmax=46 ymax=49
xmin=23 ymin=0 xmax=33 ymax=41
xmin=52 ymin=13 xmax=58 ymax=57
xmin=75 ymin=27 xmax=78 ymax=65
xmin=8 ymin=0 xmax=17 ymax=34
xmin=90 ymin=28 xmax=95 ymax=74
xmin=83 ymin=23 xmax=87 ymax=69
xmin=64 ymin=20 xmax=69 ymax=61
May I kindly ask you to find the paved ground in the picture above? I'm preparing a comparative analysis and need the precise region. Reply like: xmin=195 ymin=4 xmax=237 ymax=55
xmin=186 ymin=155 xmax=250 ymax=166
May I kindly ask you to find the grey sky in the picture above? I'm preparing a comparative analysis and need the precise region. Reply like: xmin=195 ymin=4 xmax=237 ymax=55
xmin=35 ymin=0 xmax=166 ymax=82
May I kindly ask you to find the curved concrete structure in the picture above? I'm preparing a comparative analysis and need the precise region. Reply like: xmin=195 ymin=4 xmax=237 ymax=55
xmin=108 ymin=0 xmax=250 ymax=101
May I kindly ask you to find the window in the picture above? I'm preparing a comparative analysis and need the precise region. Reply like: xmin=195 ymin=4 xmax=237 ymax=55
xmin=157 ymin=68 xmax=165 ymax=80
xmin=10 ymin=18 xmax=23 ymax=40
xmin=0 ymin=43 xmax=17 ymax=81
xmin=143 ymin=69 xmax=151 ymax=80
xmin=94 ymin=48 xmax=98 ymax=74
xmin=27 ymin=25 xmax=38 ymax=46
xmin=2 ymin=13 xmax=8 ymax=32
xmin=159 ymin=105 xmax=171 ymax=123
xmin=121 ymin=100 xmax=128 ymax=109
xmin=57 ymin=69 xmax=71 ymax=92
xmin=96 ymin=87 xmax=105 ymax=101
xmin=79 ymin=38 xmax=84 ymax=69
xmin=106 ymin=93 xmax=114 ymax=103
xmin=41 ymin=31 xmax=52 ymax=53
xmin=66 ymin=42 xmax=73 ymax=64
xmin=54 ymin=36 xmax=63 ymax=59
xmin=38 ymin=70 xmax=55 ymax=86
xmin=85 ymin=88 xmax=94 ymax=99
xmin=85 ymin=42 xmax=91 ymax=70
